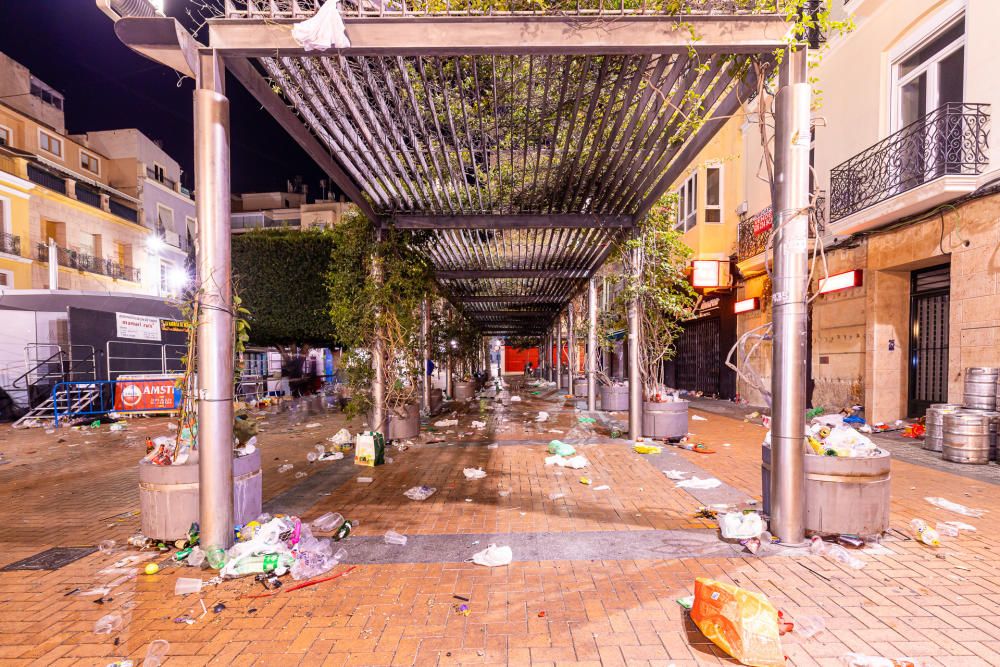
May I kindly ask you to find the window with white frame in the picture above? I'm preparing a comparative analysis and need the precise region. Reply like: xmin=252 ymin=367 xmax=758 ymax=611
xmin=676 ymin=173 xmax=697 ymax=232
xmin=160 ymin=260 xmax=172 ymax=296
xmin=156 ymin=203 xmax=174 ymax=232
xmin=894 ymin=18 xmax=965 ymax=129
xmin=80 ymin=151 xmax=100 ymax=175
xmin=38 ymin=130 xmax=62 ymax=158
xmin=0 ymin=125 xmax=10 ymax=147
xmin=705 ymin=165 xmax=722 ymax=223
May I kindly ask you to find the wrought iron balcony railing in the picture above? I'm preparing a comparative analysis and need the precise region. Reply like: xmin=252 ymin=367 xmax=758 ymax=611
xmin=0 ymin=231 xmax=21 ymax=257
xmin=35 ymin=243 xmax=141 ymax=283
xmin=737 ymin=193 xmax=825 ymax=263
xmin=829 ymin=102 xmax=990 ymax=222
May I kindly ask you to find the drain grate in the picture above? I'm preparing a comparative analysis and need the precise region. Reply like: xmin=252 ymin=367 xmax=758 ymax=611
xmin=0 ymin=546 xmax=97 ymax=571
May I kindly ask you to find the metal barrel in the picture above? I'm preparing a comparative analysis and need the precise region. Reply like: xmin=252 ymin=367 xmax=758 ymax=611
xmin=963 ymin=409 xmax=1000 ymax=461
xmin=943 ymin=411 xmax=992 ymax=464
xmin=963 ymin=367 xmax=1000 ymax=410
xmin=924 ymin=403 xmax=963 ymax=452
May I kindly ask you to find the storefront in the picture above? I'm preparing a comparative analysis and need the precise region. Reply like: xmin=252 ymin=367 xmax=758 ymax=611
xmin=664 ymin=293 xmax=737 ymax=399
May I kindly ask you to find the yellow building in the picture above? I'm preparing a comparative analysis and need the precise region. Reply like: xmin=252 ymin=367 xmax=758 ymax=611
xmin=0 ymin=51 xmax=153 ymax=293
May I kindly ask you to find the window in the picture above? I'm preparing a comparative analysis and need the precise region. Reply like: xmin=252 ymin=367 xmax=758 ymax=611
xmin=705 ymin=165 xmax=722 ymax=223
xmin=38 ymin=130 xmax=62 ymax=158
xmin=0 ymin=125 xmax=10 ymax=147
xmin=156 ymin=204 xmax=174 ymax=233
xmin=676 ymin=173 xmax=697 ymax=232
xmin=152 ymin=163 xmax=165 ymax=183
xmin=160 ymin=261 xmax=172 ymax=296
xmin=0 ymin=269 xmax=13 ymax=288
xmin=80 ymin=151 xmax=100 ymax=176
xmin=894 ymin=18 xmax=965 ymax=128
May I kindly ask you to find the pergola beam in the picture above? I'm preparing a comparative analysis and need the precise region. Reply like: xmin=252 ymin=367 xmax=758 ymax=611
xmin=206 ymin=16 xmax=791 ymax=56
xmin=458 ymin=296 xmax=563 ymax=304
xmin=437 ymin=269 xmax=589 ymax=279
xmin=389 ymin=214 xmax=633 ymax=230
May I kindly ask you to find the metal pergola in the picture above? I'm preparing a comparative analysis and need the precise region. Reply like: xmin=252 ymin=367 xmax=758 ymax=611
xmin=100 ymin=0 xmax=811 ymax=552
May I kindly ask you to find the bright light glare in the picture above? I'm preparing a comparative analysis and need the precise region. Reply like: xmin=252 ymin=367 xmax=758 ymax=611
xmin=149 ymin=0 xmax=166 ymax=14
xmin=168 ymin=267 xmax=190 ymax=289
xmin=147 ymin=236 xmax=164 ymax=254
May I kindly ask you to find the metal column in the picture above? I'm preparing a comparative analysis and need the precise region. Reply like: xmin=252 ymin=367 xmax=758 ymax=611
xmin=194 ymin=52 xmax=234 ymax=554
xmin=627 ymin=234 xmax=642 ymax=441
xmin=769 ymin=48 xmax=811 ymax=545
xmin=421 ymin=297 xmax=431 ymax=412
xmin=371 ymin=252 xmax=385 ymax=434
xmin=587 ymin=278 xmax=598 ymax=412
xmin=567 ymin=304 xmax=576 ymax=395
xmin=555 ymin=316 xmax=563 ymax=391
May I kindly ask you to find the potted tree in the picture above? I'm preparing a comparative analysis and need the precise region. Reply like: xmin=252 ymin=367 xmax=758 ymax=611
xmin=435 ymin=306 xmax=481 ymax=401
xmin=328 ymin=209 xmax=433 ymax=440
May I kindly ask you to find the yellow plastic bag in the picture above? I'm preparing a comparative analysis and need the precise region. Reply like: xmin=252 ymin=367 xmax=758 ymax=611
xmin=690 ymin=577 xmax=785 ymax=667
xmin=633 ymin=444 xmax=662 ymax=454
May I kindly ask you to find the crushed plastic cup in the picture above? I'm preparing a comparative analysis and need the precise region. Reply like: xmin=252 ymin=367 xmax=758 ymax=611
xmin=94 ymin=612 xmax=123 ymax=635
xmin=143 ymin=639 xmax=170 ymax=667
xmin=404 ymin=485 xmax=436 ymax=501
xmin=307 ymin=452 xmax=319 ymax=462
xmin=935 ymin=522 xmax=960 ymax=538
xmin=278 ymin=463 xmax=294 ymax=473
xmin=384 ymin=530 xmax=408 ymax=546
xmin=174 ymin=577 xmax=203 ymax=596
xmin=311 ymin=512 xmax=345 ymax=532
xmin=186 ymin=546 xmax=206 ymax=568
xmin=795 ymin=614 xmax=826 ymax=639
xmin=810 ymin=536 xmax=865 ymax=569
xmin=98 ymin=539 xmax=117 ymax=555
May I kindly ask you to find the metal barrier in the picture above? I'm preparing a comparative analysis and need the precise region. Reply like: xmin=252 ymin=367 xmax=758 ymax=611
xmin=106 ymin=341 xmax=185 ymax=380
xmin=53 ymin=377 xmax=181 ymax=425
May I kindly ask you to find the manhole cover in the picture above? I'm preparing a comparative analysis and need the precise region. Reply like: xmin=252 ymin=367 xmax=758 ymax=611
xmin=0 ymin=546 xmax=97 ymax=571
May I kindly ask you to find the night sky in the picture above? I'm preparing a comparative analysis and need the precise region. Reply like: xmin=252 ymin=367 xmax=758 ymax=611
xmin=1 ymin=0 xmax=331 ymax=197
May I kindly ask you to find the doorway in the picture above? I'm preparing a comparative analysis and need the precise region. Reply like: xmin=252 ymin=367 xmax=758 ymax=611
xmin=907 ymin=264 xmax=950 ymax=416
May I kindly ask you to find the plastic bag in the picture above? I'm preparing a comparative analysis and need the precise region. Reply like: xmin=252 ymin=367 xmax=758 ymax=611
xmin=676 ymin=476 xmax=722 ymax=490
xmin=463 ymin=468 xmax=487 ymax=479
xmin=328 ymin=428 xmax=353 ymax=445
xmin=663 ymin=470 xmax=688 ymax=480
xmin=547 ymin=440 xmax=576 ymax=456
xmin=719 ymin=512 xmax=765 ymax=540
xmin=690 ymin=577 xmax=785 ymax=667
xmin=544 ymin=455 xmax=589 ymax=469
xmin=633 ymin=444 xmax=662 ymax=454
xmin=924 ymin=496 xmax=985 ymax=518
xmin=404 ymin=485 xmax=436 ymax=501
xmin=291 ymin=0 xmax=350 ymax=51
xmin=470 ymin=544 xmax=512 ymax=567
xmin=840 ymin=654 xmax=918 ymax=667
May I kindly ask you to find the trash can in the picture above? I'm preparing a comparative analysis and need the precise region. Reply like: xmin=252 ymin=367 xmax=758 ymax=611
xmin=642 ymin=400 xmax=688 ymax=439
xmin=803 ymin=451 xmax=891 ymax=536
xmin=138 ymin=448 xmax=262 ymax=542
xmin=599 ymin=384 xmax=629 ymax=411
xmin=453 ymin=380 xmax=475 ymax=401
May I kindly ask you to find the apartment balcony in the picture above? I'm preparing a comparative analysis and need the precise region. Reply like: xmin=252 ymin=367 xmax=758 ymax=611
xmin=35 ymin=243 xmax=141 ymax=283
xmin=0 ymin=231 xmax=21 ymax=257
xmin=736 ymin=194 xmax=825 ymax=276
xmin=828 ymin=102 xmax=990 ymax=235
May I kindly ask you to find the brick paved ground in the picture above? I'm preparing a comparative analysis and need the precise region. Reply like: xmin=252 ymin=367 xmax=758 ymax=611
xmin=0 ymin=385 xmax=999 ymax=666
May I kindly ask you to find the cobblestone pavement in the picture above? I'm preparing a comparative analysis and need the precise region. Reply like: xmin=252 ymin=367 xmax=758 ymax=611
xmin=1 ymin=385 xmax=999 ymax=666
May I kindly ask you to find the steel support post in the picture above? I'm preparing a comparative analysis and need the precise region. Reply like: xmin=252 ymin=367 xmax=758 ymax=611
xmin=627 ymin=234 xmax=642 ymax=441
xmin=555 ymin=316 xmax=563 ymax=391
xmin=371 ymin=252 xmax=386 ymax=434
xmin=567 ymin=304 xmax=576 ymax=395
xmin=446 ymin=357 xmax=454 ymax=397
xmin=769 ymin=48 xmax=811 ymax=545
xmin=587 ymin=278 xmax=598 ymax=412
xmin=194 ymin=52 xmax=234 ymax=554
xmin=421 ymin=297 xmax=431 ymax=412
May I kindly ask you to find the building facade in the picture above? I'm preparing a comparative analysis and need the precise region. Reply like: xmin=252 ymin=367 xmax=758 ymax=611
xmin=231 ymin=188 xmax=352 ymax=234
xmin=724 ymin=0 xmax=1000 ymax=422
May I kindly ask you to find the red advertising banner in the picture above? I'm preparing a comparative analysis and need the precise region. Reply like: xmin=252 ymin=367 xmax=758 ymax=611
xmin=114 ymin=376 xmax=182 ymax=413
xmin=751 ymin=206 xmax=773 ymax=236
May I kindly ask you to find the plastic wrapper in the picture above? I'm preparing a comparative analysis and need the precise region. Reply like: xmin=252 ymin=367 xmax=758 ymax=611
xmin=690 ymin=577 xmax=785 ymax=667
xmin=470 ymin=544 xmax=512 ymax=567
xmin=924 ymin=496 xmax=985 ymax=518
xmin=719 ymin=512 xmax=765 ymax=540
xmin=404 ymin=485 xmax=436 ymax=501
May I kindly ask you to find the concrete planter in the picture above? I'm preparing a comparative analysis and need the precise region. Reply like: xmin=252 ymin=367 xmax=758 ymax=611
xmin=573 ymin=378 xmax=588 ymax=396
xmin=453 ymin=380 xmax=475 ymax=401
xmin=429 ymin=388 xmax=443 ymax=414
xmin=641 ymin=400 xmax=689 ymax=439
xmin=600 ymin=384 xmax=629 ymax=411
xmin=762 ymin=444 xmax=891 ymax=537
xmin=371 ymin=402 xmax=421 ymax=441
xmin=138 ymin=448 xmax=262 ymax=542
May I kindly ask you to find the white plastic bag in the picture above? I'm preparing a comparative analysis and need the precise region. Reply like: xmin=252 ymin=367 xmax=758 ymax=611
xmin=925 ymin=496 xmax=985 ymax=518
xmin=676 ymin=476 xmax=722 ymax=490
xmin=663 ymin=470 xmax=688 ymax=480
xmin=291 ymin=0 xmax=350 ymax=51
xmin=463 ymin=467 xmax=487 ymax=480
xmin=719 ymin=512 xmax=765 ymax=540
xmin=404 ymin=485 xmax=436 ymax=501
xmin=470 ymin=544 xmax=512 ymax=567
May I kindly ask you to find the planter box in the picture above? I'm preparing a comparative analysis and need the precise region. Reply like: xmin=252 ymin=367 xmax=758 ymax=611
xmin=762 ymin=443 xmax=891 ymax=537
xmin=453 ymin=380 xmax=476 ymax=401
xmin=371 ymin=402 xmax=421 ymax=441
xmin=573 ymin=378 xmax=588 ymax=396
xmin=641 ymin=400 xmax=688 ymax=439
xmin=139 ymin=448 xmax=262 ymax=542
xmin=600 ymin=384 xmax=629 ymax=411
xmin=429 ymin=388 xmax=443 ymax=414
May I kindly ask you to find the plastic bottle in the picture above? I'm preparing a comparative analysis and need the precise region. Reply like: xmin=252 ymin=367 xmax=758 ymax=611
xmin=205 ymin=546 xmax=227 ymax=569
xmin=809 ymin=536 xmax=865 ymax=569
xmin=910 ymin=519 xmax=940 ymax=547
xmin=333 ymin=520 xmax=354 ymax=541
xmin=223 ymin=553 xmax=295 ymax=577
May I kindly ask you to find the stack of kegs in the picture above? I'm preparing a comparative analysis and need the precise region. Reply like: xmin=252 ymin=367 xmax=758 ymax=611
xmin=931 ymin=367 xmax=1000 ymax=464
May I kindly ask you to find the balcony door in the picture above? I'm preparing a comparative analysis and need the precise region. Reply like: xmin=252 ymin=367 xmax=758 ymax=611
xmin=893 ymin=18 xmax=965 ymax=191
